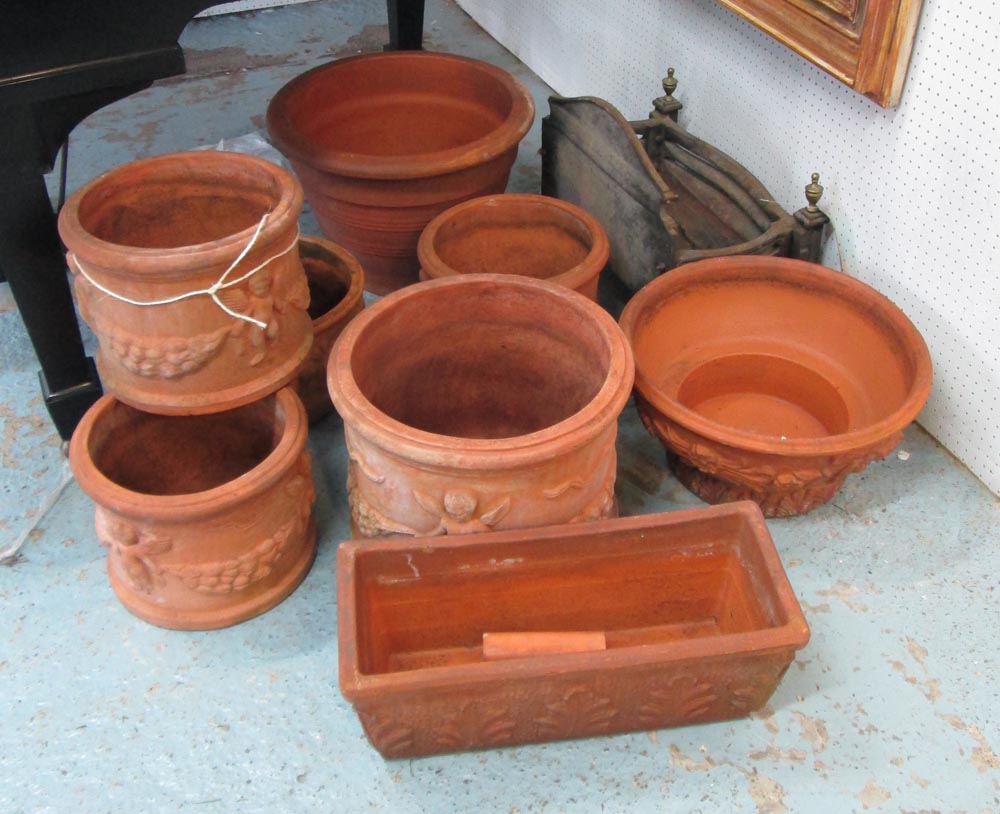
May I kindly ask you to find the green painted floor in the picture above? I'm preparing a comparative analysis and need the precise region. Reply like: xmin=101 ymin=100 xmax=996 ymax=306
xmin=1 ymin=2 xmax=998 ymax=812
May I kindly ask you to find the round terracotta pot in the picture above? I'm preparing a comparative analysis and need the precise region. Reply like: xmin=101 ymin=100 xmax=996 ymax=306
xmin=417 ymin=194 xmax=608 ymax=301
xmin=327 ymin=274 xmax=634 ymax=537
xmin=295 ymin=235 xmax=365 ymax=424
xmin=69 ymin=388 xmax=316 ymax=630
xmin=266 ymin=52 xmax=535 ymax=295
xmin=619 ymin=256 xmax=933 ymax=517
xmin=58 ymin=151 xmax=312 ymax=415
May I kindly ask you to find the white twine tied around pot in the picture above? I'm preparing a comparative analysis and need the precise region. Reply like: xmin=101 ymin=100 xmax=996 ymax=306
xmin=69 ymin=212 xmax=299 ymax=330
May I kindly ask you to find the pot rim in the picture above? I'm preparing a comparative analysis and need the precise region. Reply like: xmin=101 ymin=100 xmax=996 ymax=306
xmin=57 ymin=151 xmax=303 ymax=280
xmin=266 ymin=52 xmax=535 ymax=180
xmin=299 ymin=234 xmax=366 ymax=333
xmin=416 ymin=193 xmax=609 ymax=291
xmin=327 ymin=273 xmax=635 ymax=469
xmin=69 ymin=388 xmax=308 ymax=520
xmin=619 ymin=256 xmax=933 ymax=458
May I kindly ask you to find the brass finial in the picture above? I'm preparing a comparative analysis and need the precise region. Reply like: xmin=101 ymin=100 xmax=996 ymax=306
xmin=663 ymin=67 xmax=678 ymax=98
xmin=653 ymin=68 xmax=681 ymax=117
xmin=805 ymin=172 xmax=824 ymax=210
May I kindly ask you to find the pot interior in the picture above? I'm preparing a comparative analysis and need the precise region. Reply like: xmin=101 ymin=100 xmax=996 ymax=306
xmin=351 ymin=509 xmax=784 ymax=675
xmin=632 ymin=276 xmax=920 ymax=438
xmin=281 ymin=57 xmax=514 ymax=157
xmin=303 ymin=255 xmax=350 ymax=320
xmin=677 ymin=354 xmax=850 ymax=438
xmin=431 ymin=200 xmax=593 ymax=279
xmin=77 ymin=160 xmax=284 ymax=249
xmin=88 ymin=396 xmax=284 ymax=496
xmin=351 ymin=282 xmax=611 ymax=439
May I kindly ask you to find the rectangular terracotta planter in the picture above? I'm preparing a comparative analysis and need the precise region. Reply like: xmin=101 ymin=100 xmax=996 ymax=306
xmin=337 ymin=501 xmax=809 ymax=759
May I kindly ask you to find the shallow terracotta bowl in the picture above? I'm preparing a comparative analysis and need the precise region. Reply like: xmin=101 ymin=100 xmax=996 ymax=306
xmin=619 ymin=256 xmax=932 ymax=516
xmin=327 ymin=274 xmax=634 ymax=537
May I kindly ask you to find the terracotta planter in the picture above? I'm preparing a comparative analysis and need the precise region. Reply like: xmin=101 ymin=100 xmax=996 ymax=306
xmin=59 ymin=151 xmax=311 ymax=415
xmin=267 ymin=52 xmax=535 ymax=295
xmin=417 ymin=194 xmax=608 ymax=301
xmin=295 ymin=235 xmax=365 ymax=424
xmin=327 ymin=274 xmax=633 ymax=537
xmin=619 ymin=256 xmax=933 ymax=517
xmin=69 ymin=388 xmax=316 ymax=630
xmin=338 ymin=501 xmax=810 ymax=758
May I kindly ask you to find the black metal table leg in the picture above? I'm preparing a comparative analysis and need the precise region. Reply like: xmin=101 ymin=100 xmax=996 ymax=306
xmin=0 ymin=129 xmax=102 ymax=440
xmin=386 ymin=0 xmax=425 ymax=50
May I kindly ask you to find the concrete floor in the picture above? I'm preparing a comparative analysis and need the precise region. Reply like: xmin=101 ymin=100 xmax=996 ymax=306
xmin=1 ymin=1 xmax=999 ymax=812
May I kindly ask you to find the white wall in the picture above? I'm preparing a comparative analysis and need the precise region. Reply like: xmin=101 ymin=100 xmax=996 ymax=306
xmin=458 ymin=0 xmax=1000 ymax=495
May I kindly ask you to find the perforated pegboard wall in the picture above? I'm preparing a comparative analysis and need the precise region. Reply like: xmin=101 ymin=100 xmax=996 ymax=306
xmin=458 ymin=0 xmax=1000 ymax=495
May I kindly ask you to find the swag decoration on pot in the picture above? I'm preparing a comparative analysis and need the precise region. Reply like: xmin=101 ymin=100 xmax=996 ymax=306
xmin=267 ymin=51 xmax=535 ymax=295
xmin=58 ymin=151 xmax=313 ymax=415
xmin=70 ymin=389 xmax=316 ymax=630
xmin=327 ymin=274 xmax=635 ymax=538
xmin=620 ymin=256 xmax=932 ymax=517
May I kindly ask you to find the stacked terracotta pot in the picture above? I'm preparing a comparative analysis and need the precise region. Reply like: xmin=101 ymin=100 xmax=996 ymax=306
xmin=61 ymin=151 xmax=328 ymax=630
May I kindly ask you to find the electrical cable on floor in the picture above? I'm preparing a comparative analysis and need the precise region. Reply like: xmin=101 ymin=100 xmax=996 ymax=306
xmin=0 ymin=460 xmax=74 ymax=565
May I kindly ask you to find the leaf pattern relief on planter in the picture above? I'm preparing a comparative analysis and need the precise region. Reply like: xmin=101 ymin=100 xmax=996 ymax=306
xmin=357 ymin=711 xmax=415 ymax=760
xmin=727 ymin=679 xmax=770 ymax=715
xmin=636 ymin=674 xmax=718 ymax=728
xmin=434 ymin=701 xmax=518 ymax=751
xmin=535 ymin=686 xmax=618 ymax=739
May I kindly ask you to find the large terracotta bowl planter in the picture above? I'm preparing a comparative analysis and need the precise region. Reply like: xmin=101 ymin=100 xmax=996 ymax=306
xmin=338 ymin=502 xmax=809 ymax=758
xmin=417 ymin=194 xmax=608 ymax=301
xmin=327 ymin=274 xmax=634 ymax=537
xmin=59 ymin=151 xmax=311 ymax=415
xmin=267 ymin=52 xmax=535 ymax=295
xmin=69 ymin=388 xmax=316 ymax=630
xmin=295 ymin=235 xmax=365 ymax=424
xmin=619 ymin=256 xmax=933 ymax=517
